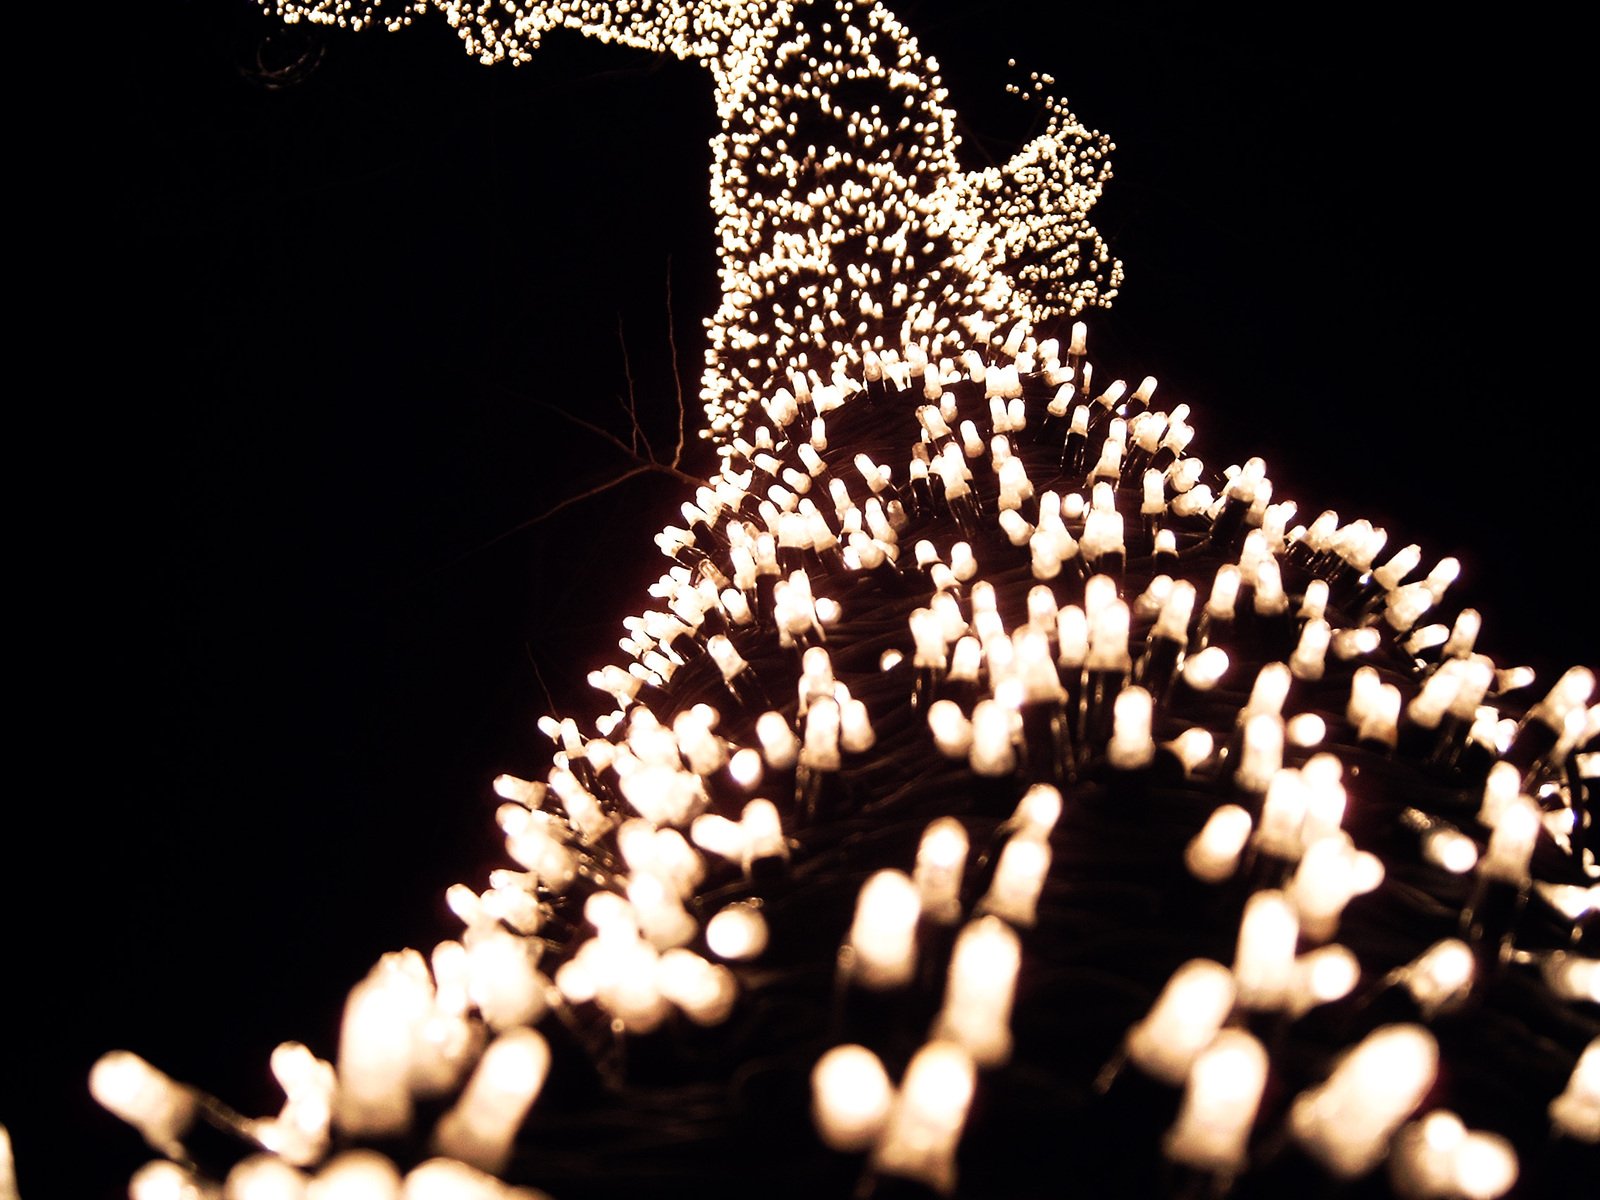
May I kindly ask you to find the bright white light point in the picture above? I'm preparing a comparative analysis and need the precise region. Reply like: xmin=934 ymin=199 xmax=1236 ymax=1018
xmin=1107 ymin=686 xmax=1155 ymax=769
xmin=982 ymin=836 xmax=1051 ymax=927
xmin=1543 ymin=953 xmax=1600 ymax=1003
xmin=1286 ymin=712 xmax=1326 ymax=746
xmin=879 ymin=648 xmax=904 ymax=671
xmin=434 ymin=1028 xmax=550 ymax=1175
xmin=1483 ymin=798 xmax=1540 ymax=885
xmin=1423 ymin=828 xmax=1479 ymax=874
xmin=1126 ymin=959 xmax=1237 ymax=1085
xmin=1404 ymin=939 xmax=1476 ymax=1014
xmin=401 ymin=1158 xmax=514 ymax=1200
xmin=130 ymin=1162 xmax=201 ymax=1200
xmin=728 ymin=747 xmax=763 ymax=789
xmin=1295 ymin=944 xmax=1360 ymax=1010
xmin=491 ymin=773 xmax=543 ymax=806
xmin=1163 ymin=1029 xmax=1267 ymax=1174
xmin=915 ymin=816 xmax=969 ymax=923
xmin=1185 ymin=805 xmax=1252 ymax=884
xmin=657 ymin=949 xmax=737 ymax=1025
xmin=928 ymin=699 xmax=973 ymax=757
xmin=1548 ymin=1039 xmax=1600 ymax=1143
xmin=815 ymin=597 xmax=842 ymax=624
xmin=1013 ymin=784 xmax=1063 ymax=837
xmin=225 ymin=1155 xmax=308 ymax=1200
xmin=848 ymin=869 xmax=922 ymax=988
xmin=706 ymin=903 xmax=769 ymax=961
xmin=1291 ymin=1025 xmax=1439 ymax=1178
xmin=937 ymin=917 xmax=1021 ymax=1065
xmin=1167 ymin=728 xmax=1215 ymax=774
xmin=875 ymin=1042 xmax=977 ymax=1192
xmin=90 ymin=1051 xmax=194 ymax=1156
xmin=309 ymin=1151 xmax=402 ymax=1199
xmin=812 ymin=1045 xmax=893 ymax=1152
xmin=1234 ymin=890 xmax=1298 ymax=1010
xmin=1181 ymin=646 xmax=1229 ymax=690
xmin=1452 ymin=1131 xmax=1518 ymax=1199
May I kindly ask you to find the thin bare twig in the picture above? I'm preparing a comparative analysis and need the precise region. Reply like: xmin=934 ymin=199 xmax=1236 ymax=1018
xmin=440 ymin=256 xmax=697 ymax=572
xmin=617 ymin=315 xmax=657 ymax=462
xmin=614 ymin=392 xmax=639 ymax=456
xmin=472 ymin=465 xmax=654 ymax=556
xmin=522 ymin=392 xmax=640 ymax=461
xmin=666 ymin=256 xmax=686 ymax=467
xmin=523 ymin=641 xmax=559 ymax=717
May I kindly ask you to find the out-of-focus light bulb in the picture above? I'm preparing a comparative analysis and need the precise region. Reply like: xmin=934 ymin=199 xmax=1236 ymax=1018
xmin=980 ymin=835 xmax=1051 ymax=927
xmin=1290 ymin=1025 xmax=1439 ymax=1178
xmin=1125 ymin=959 xmax=1236 ymax=1085
xmin=225 ymin=1155 xmax=309 ymax=1200
xmin=873 ymin=1042 xmax=976 ymax=1194
xmin=1163 ymin=1029 xmax=1267 ymax=1174
xmin=847 ymin=870 xmax=921 ymax=988
xmin=811 ymin=1044 xmax=893 ymax=1152
xmin=432 ymin=1028 xmax=551 ymax=1175
xmin=309 ymin=1151 xmax=402 ymax=1200
xmin=130 ymin=1161 xmax=207 ymax=1200
xmin=935 ymin=917 xmax=1021 ymax=1066
xmin=1548 ymin=1038 xmax=1599 ymax=1142
xmin=1234 ymin=890 xmax=1298 ymax=1010
xmin=914 ymin=817 xmax=969 ymax=924
xmin=1185 ymin=805 xmax=1252 ymax=884
xmin=706 ymin=902 xmax=769 ymax=961
xmin=91 ymin=1052 xmax=196 ymax=1158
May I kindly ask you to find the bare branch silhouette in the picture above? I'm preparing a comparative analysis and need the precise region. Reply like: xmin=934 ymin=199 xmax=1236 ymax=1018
xmin=615 ymin=313 xmax=656 ymax=461
xmin=667 ymin=257 xmax=686 ymax=467
xmin=524 ymin=393 xmax=640 ymax=461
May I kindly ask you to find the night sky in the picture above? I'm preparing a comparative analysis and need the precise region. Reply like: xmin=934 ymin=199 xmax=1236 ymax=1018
xmin=35 ymin=2 xmax=1592 ymax=1195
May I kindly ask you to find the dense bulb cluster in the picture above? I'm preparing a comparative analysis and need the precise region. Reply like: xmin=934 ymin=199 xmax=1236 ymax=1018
xmin=86 ymin=3 xmax=1598 ymax=1199
xmin=263 ymin=0 xmax=1120 ymax=446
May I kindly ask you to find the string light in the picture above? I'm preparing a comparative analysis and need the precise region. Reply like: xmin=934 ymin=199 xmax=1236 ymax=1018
xmin=811 ymin=1044 xmax=894 ymax=1153
xmin=1162 ymin=1029 xmax=1267 ymax=1176
xmin=95 ymin=4 xmax=1598 ymax=1198
xmin=1123 ymin=959 xmax=1236 ymax=1086
xmin=1290 ymin=1025 xmax=1440 ymax=1179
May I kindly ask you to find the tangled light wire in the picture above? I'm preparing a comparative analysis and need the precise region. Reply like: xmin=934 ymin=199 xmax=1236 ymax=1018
xmin=86 ymin=3 xmax=1597 ymax=1199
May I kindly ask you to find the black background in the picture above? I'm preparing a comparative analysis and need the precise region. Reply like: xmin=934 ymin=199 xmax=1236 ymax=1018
xmin=24 ymin=2 xmax=1594 ymax=1195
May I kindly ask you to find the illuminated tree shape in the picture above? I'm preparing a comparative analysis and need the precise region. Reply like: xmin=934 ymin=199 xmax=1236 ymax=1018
xmin=87 ymin=5 xmax=1598 ymax=1199
xmin=264 ymin=0 xmax=1121 ymax=448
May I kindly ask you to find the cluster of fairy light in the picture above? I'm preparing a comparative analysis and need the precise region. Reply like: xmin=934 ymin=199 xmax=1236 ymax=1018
xmin=262 ymin=0 xmax=1120 ymax=446
xmin=80 ymin=4 xmax=1596 ymax=1198
xmin=95 ymin=310 xmax=1598 ymax=1198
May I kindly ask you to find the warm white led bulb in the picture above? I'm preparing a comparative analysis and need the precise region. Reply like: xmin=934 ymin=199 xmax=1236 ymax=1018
xmin=935 ymin=917 xmax=1021 ymax=1066
xmin=307 ymin=1150 xmax=403 ymax=1200
xmin=432 ymin=1028 xmax=550 ymax=1175
xmin=1107 ymin=686 xmax=1155 ymax=769
xmin=90 ymin=1052 xmax=196 ymax=1157
xmin=1126 ymin=959 xmax=1237 ymax=1085
xmin=1291 ymin=1025 xmax=1439 ymax=1178
xmin=980 ymin=835 xmax=1052 ymax=927
xmin=873 ymin=1042 xmax=977 ymax=1194
xmin=130 ymin=1161 xmax=206 ymax=1200
xmin=1548 ymin=1038 xmax=1600 ymax=1143
xmin=847 ymin=870 xmax=922 ymax=989
xmin=1185 ymin=805 xmax=1253 ymax=884
xmin=706 ymin=902 xmax=769 ymax=961
xmin=914 ymin=817 xmax=969 ymax=924
xmin=1163 ymin=1029 xmax=1267 ymax=1174
xmin=1233 ymin=890 xmax=1299 ymax=1011
xmin=811 ymin=1044 xmax=894 ymax=1152
xmin=224 ymin=1155 xmax=309 ymax=1200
